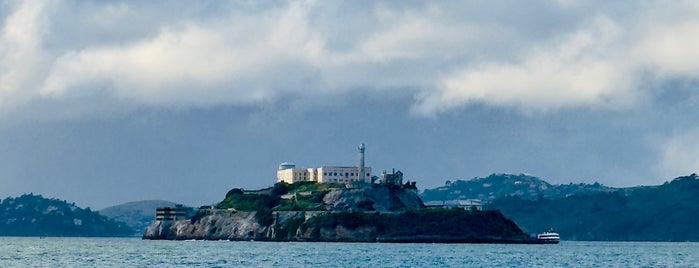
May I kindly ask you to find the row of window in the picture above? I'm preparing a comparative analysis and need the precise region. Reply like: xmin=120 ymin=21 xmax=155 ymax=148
xmin=290 ymin=172 xmax=371 ymax=179
xmin=327 ymin=178 xmax=362 ymax=183
xmin=322 ymin=172 xmax=371 ymax=177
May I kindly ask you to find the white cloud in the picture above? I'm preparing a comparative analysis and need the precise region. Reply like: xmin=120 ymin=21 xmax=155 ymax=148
xmin=0 ymin=0 xmax=49 ymax=112
xmin=411 ymin=1 xmax=699 ymax=116
xmin=2 ymin=1 xmax=699 ymax=118
xmin=637 ymin=20 xmax=699 ymax=78
xmin=659 ymin=129 xmax=699 ymax=179
xmin=355 ymin=7 xmax=494 ymax=63
xmin=39 ymin=1 xmax=327 ymax=106
xmin=412 ymin=17 xmax=638 ymax=115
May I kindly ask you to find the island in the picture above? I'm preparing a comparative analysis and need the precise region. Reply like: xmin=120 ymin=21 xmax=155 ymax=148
xmin=144 ymin=144 xmax=542 ymax=243
xmin=143 ymin=181 xmax=534 ymax=243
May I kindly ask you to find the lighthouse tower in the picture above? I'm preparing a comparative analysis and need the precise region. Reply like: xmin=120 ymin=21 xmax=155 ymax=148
xmin=358 ymin=143 xmax=366 ymax=182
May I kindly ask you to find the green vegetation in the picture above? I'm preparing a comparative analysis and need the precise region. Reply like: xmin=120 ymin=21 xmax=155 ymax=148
xmin=0 ymin=194 xmax=133 ymax=237
xmin=488 ymin=174 xmax=699 ymax=241
xmin=146 ymin=181 xmax=531 ymax=243
xmin=421 ymin=173 xmax=615 ymax=202
xmin=216 ymin=182 xmax=345 ymax=212
xmin=217 ymin=192 xmax=279 ymax=211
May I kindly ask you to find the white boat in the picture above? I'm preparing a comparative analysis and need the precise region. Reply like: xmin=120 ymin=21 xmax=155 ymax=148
xmin=536 ymin=229 xmax=560 ymax=244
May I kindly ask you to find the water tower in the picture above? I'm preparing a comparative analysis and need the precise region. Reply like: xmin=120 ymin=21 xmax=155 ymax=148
xmin=278 ymin=162 xmax=296 ymax=170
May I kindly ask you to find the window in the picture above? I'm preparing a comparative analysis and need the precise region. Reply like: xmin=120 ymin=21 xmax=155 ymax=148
xmin=334 ymin=173 xmax=337 ymax=176
xmin=351 ymin=173 xmax=354 ymax=176
xmin=366 ymin=173 xmax=370 ymax=176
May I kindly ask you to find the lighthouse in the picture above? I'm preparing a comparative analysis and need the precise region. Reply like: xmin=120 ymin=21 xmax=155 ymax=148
xmin=358 ymin=143 xmax=366 ymax=182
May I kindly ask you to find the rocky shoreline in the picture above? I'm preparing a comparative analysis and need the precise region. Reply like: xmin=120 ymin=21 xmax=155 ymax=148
xmin=143 ymin=209 xmax=533 ymax=243
xmin=143 ymin=182 xmax=535 ymax=243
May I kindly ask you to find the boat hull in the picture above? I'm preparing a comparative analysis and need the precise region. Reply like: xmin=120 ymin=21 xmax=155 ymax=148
xmin=533 ymin=239 xmax=560 ymax=244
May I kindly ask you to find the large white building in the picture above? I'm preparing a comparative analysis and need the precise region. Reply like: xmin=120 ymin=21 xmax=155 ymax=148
xmin=276 ymin=144 xmax=372 ymax=184
xmin=276 ymin=164 xmax=372 ymax=184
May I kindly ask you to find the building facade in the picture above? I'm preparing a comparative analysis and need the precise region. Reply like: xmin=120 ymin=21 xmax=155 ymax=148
xmin=155 ymin=204 xmax=191 ymax=221
xmin=276 ymin=165 xmax=372 ymax=184
xmin=276 ymin=143 xmax=372 ymax=184
xmin=316 ymin=166 xmax=372 ymax=183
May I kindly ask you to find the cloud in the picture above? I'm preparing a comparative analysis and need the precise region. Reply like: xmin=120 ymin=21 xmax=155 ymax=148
xmin=637 ymin=19 xmax=699 ymax=78
xmin=413 ymin=17 xmax=637 ymax=115
xmin=39 ymin=1 xmax=326 ymax=106
xmin=411 ymin=1 xmax=699 ymax=116
xmin=659 ymin=129 xmax=699 ymax=179
xmin=2 ymin=1 xmax=699 ymax=118
xmin=0 ymin=0 xmax=49 ymax=112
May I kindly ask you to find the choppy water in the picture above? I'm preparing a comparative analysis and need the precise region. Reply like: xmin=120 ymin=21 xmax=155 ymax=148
xmin=1 ymin=237 xmax=698 ymax=267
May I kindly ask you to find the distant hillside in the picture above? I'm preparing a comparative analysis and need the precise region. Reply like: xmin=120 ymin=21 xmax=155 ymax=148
xmin=421 ymin=173 xmax=615 ymax=202
xmin=0 ymin=194 xmax=133 ymax=237
xmin=488 ymin=174 xmax=699 ymax=241
xmin=99 ymin=200 xmax=178 ymax=235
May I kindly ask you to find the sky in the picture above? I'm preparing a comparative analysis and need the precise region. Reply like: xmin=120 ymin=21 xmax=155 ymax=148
xmin=2 ymin=0 xmax=699 ymax=209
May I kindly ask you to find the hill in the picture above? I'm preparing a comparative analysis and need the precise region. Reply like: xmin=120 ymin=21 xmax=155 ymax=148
xmin=487 ymin=174 xmax=699 ymax=241
xmin=421 ymin=173 xmax=616 ymax=202
xmin=0 ymin=194 xmax=133 ymax=237
xmin=144 ymin=182 xmax=532 ymax=243
xmin=216 ymin=181 xmax=423 ymax=212
xmin=99 ymin=200 xmax=178 ymax=235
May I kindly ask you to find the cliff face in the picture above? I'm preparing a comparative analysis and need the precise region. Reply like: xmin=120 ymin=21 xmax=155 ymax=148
xmin=143 ymin=182 xmax=531 ymax=243
xmin=143 ymin=210 xmax=530 ymax=243
xmin=144 ymin=210 xmax=268 ymax=240
xmin=143 ymin=211 xmax=371 ymax=241
xmin=322 ymin=185 xmax=423 ymax=212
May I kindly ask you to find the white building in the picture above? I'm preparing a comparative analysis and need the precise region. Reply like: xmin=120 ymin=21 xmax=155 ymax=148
xmin=276 ymin=144 xmax=372 ymax=184
xmin=275 ymin=164 xmax=313 ymax=184
xmin=316 ymin=166 xmax=372 ymax=183
xmin=276 ymin=164 xmax=372 ymax=184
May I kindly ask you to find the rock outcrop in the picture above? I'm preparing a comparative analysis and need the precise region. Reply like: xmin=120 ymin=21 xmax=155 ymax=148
xmin=143 ymin=209 xmax=531 ymax=243
xmin=322 ymin=185 xmax=423 ymax=211
xmin=143 ymin=182 xmax=532 ymax=243
xmin=144 ymin=210 xmax=268 ymax=240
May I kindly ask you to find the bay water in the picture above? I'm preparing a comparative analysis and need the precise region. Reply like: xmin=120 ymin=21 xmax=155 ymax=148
xmin=1 ymin=237 xmax=697 ymax=267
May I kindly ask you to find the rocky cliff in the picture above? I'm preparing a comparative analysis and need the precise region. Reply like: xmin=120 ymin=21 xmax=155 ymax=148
xmin=322 ymin=184 xmax=423 ymax=212
xmin=143 ymin=182 xmax=531 ymax=243
xmin=143 ymin=209 xmax=530 ymax=243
